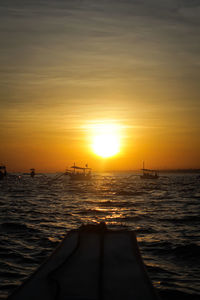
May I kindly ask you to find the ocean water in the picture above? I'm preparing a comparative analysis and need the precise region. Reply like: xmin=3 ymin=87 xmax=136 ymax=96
xmin=0 ymin=173 xmax=200 ymax=299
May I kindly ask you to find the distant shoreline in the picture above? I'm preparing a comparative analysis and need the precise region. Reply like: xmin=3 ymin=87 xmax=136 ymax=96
xmin=108 ymin=169 xmax=200 ymax=174
xmin=156 ymin=169 xmax=200 ymax=173
xmin=5 ymin=169 xmax=200 ymax=174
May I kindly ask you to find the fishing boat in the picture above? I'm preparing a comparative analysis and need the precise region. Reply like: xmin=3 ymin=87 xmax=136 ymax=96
xmin=8 ymin=223 xmax=160 ymax=300
xmin=65 ymin=163 xmax=92 ymax=181
xmin=140 ymin=162 xmax=159 ymax=179
xmin=0 ymin=165 xmax=7 ymax=180
xmin=30 ymin=168 xmax=35 ymax=178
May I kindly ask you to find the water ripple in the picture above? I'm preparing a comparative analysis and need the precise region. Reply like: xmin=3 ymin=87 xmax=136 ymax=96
xmin=0 ymin=173 xmax=200 ymax=298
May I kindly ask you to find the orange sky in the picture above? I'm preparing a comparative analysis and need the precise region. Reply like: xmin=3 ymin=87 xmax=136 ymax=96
xmin=0 ymin=1 xmax=200 ymax=172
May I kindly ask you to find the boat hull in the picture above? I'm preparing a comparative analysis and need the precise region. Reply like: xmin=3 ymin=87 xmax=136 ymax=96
xmin=8 ymin=223 xmax=159 ymax=300
xmin=140 ymin=175 xmax=159 ymax=179
xmin=69 ymin=174 xmax=92 ymax=181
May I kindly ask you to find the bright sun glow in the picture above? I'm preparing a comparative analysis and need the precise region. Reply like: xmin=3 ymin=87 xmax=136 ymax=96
xmin=90 ymin=122 xmax=121 ymax=158
xmin=92 ymin=134 xmax=120 ymax=158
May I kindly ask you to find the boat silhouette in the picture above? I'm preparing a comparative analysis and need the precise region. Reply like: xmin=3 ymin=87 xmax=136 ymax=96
xmin=140 ymin=162 xmax=159 ymax=179
xmin=65 ymin=163 xmax=92 ymax=181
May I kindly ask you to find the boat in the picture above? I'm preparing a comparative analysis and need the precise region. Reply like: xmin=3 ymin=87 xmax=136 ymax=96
xmin=0 ymin=165 xmax=7 ymax=180
xmin=7 ymin=223 xmax=160 ymax=300
xmin=30 ymin=168 xmax=35 ymax=178
xmin=140 ymin=162 xmax=159 ymax=179
xmin=65 ymin=163 xmax=92 ymax=181
xmin=140 ymin=169 xmax=159 ymax=179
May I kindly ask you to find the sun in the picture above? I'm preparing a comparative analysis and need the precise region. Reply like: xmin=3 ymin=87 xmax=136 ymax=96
xmin=92 ymin=133 xmax=120 ymax=158
xmin=90 ymin=122 xmax=121 ymax=158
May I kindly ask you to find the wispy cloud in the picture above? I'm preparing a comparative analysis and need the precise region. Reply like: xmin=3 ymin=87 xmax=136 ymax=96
xmin=0 ymin=0 xmax=200 ymax=121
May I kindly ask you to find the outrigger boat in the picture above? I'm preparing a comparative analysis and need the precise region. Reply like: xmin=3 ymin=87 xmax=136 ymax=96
xmin=30 ymin=168 xmax=35 ymax=178
xmin=8 ymin=223 xmax=160 ymax=300
xmin=140 ymin=162 xmax=159 ymax=179
xmin=65 ymin=163 xmax=92 ymax=181
xmin=0 ymin=165 xmax=7 ymax=180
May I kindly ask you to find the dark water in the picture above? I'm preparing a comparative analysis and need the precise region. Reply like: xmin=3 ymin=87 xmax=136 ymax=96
xmin=0 ymin=173 xmax=200 ymax=299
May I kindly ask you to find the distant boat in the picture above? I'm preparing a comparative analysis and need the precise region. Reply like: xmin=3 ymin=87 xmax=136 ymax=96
xmin=65 ymin=163 xmax=92 ymax=181
xmin=140 ymin=162 xmax=159 ymax=179
xmin=0 ymin=165 xmax=7 ymax=180
xmin=30 ymin=168 xmax=35 ymax=178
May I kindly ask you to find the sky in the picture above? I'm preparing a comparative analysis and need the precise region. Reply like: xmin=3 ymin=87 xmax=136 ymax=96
xmin=0 ymin=0 xmax=200 ymax=172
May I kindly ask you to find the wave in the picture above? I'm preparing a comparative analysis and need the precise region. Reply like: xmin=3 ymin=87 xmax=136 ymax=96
xmin=172 ymin=243 xmax=200 ymax=260
xmin=116 ymin=215 xmax=144 ymax=222
xmin=98 ymin=200 xmax=136 ymax=208
xmin=158 ymin=288 xmax=200 ymax=300
xmin=141 ymin=241 xmax=200 ymax=262
xmin=158 ymin=215 xmax=200 ymax=224
xmin=0 ymin=222 xmax=39 ymax=234
xmin=146 ymin=265 xmax=176 ymax=275
xmin=115 ymin=190 xmax=146 ymax=196
xmin=135 ymin=227 xmax=156 ymax=234
xmin=77 ymin=209 xmax=107 ymax=215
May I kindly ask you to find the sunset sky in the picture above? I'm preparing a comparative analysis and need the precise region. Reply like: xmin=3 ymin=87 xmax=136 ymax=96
xmin=0 ymin=0 xmax=200 ymax=172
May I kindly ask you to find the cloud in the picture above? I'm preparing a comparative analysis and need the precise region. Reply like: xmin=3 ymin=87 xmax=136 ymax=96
xmin=0 ymin=0 xmax=200 ymax=109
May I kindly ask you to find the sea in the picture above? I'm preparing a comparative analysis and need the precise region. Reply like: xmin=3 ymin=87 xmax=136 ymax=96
xmin=0 ymin=172 xmax=200 ymax=299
